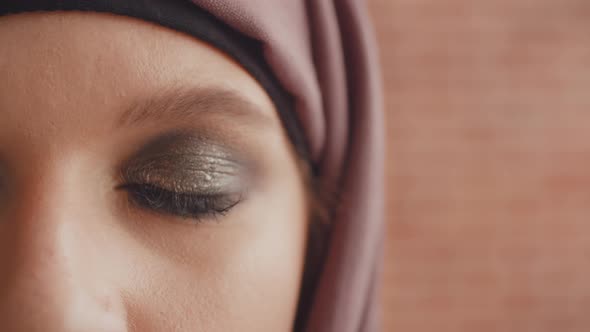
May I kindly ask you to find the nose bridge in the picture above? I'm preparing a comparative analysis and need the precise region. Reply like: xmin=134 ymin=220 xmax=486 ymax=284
xmin=5 ymin=151 xmax=102 ymax=261
xmin=0 ymin=160 xmax=128 ymax=331
xmin=3 ymin=158 xmax=81 ymax=271
xmin=3 ymin=192 xmax=82 ymax=292
xmin=4 ymin=157 xmax=90 ymax=276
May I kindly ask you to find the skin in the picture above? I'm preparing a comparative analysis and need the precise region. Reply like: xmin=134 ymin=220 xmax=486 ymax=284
xmin=0 ymin=12 xmax=308 ymax=331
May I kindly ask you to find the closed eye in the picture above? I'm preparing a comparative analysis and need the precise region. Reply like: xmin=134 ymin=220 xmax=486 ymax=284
xmin=119 ymin=183 xmax=243 ymax=221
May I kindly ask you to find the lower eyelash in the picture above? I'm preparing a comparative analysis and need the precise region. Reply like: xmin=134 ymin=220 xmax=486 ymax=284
xmin=118 ymin=183 xmax=242 ymax=221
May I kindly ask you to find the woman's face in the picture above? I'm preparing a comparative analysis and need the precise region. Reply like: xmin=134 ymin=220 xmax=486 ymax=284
xmin=0 ymin=12 xmax=308 ymax=331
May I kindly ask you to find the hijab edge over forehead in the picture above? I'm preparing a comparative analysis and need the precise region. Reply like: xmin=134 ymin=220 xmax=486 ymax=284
xmin=0 ymin=0 xmax=311 ymax=163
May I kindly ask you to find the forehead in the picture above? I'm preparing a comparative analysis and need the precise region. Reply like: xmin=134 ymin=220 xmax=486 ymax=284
xmin=0 ymin=11 xmax=274 ymax=137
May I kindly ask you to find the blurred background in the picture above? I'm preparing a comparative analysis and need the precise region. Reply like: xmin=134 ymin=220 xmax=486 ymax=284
xmin=369 ymin=1 xmax=590 ymax=331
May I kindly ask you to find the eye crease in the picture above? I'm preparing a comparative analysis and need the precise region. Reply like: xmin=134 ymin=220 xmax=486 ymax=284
xmin=118 ymin=131 xmax=250 ymax=221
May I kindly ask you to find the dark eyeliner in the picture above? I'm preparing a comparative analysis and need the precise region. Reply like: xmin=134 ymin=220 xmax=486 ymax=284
xmin=119 ymin=183 xmax=243 ymax=220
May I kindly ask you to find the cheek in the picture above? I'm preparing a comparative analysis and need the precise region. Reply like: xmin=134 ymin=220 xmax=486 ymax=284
xmin=120 ymin=166 xmax=308 ymax=331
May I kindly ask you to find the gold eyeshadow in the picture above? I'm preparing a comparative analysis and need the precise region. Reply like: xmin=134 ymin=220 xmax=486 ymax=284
xmin=122 ymin=131 xmax=248 ymax=194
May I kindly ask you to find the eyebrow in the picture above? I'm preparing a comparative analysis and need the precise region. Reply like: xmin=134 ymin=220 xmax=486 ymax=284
xmin=117 ymin=86 xmax=275 ymax=129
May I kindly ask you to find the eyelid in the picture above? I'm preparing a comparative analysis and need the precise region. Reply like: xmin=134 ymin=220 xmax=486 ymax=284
xmin=120 ymin=131 xmax=249 ymax=195
xmin=122 ymin=154 xmax=245 ymax=195
xmin=117 ymin=131 xmax=251 ymax=221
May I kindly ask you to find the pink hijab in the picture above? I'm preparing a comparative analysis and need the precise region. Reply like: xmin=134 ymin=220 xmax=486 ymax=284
xmin=188 ymin=1 xmax=385 ymax=331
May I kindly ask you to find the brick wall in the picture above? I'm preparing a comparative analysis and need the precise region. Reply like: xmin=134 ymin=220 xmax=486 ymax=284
xmin=370 ymin=1 xmax=590 ymax=331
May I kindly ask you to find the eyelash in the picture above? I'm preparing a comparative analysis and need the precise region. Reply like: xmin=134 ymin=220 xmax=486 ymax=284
xmin=119 ymin=183 xmax=242 ymax=221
